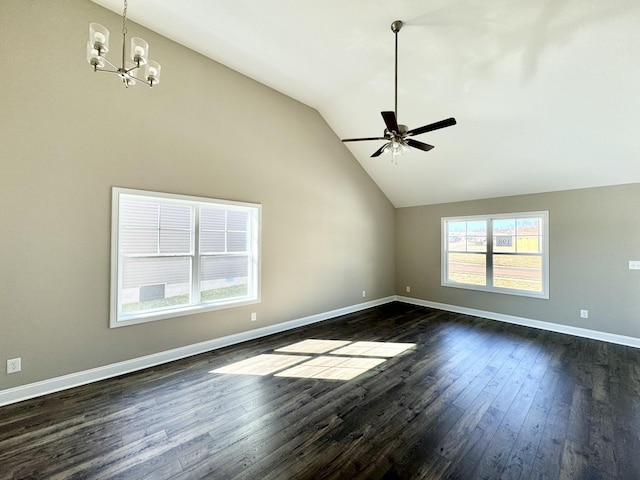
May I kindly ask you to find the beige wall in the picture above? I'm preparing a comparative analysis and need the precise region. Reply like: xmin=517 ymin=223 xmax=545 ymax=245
xmin=395 ymin=183 xmax=640 ymax=337
xmin=0 ymin=1 xmax=395 ymax=389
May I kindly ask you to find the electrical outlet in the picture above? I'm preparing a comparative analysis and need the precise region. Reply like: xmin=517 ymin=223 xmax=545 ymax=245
xmin=7 ymin=358 xmax=21 ymax=374
xmin=406 ymin=286 xmax=411 ymax=293
xmin=250 ymin=312 xmax=257 ymax=322
xmin=629 ymin=261 xmax=640 ymax=270
xmin=362 ymin=290 xmax=366 ymax=298
xmin=580 ymin=310 xmax=589 ymax=319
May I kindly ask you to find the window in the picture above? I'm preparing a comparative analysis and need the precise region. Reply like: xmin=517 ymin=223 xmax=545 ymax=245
xmin=441 ymin=211 xmax=549 ymax=298
xmin=110 ymin=188 xmax=260 ymax=327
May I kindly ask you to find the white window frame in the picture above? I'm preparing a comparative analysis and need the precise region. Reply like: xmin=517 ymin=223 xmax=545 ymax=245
xmin=441 ymin=211 xmax=549 ymax=299
xmin=110 ymin=187 xmax=261 ymax=327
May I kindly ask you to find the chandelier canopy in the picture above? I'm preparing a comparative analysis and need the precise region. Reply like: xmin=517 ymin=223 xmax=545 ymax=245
xmin=87 ymin=0 xmax=161 ymax=88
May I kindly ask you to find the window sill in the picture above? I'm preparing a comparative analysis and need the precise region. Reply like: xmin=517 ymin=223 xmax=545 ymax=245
xmin=110 ymin=296 xmax=261 ymax=328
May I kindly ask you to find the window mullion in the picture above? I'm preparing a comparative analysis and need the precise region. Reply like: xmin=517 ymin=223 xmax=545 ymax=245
xmin=224 ymin=210 xmax=229 ymax=254
xmin=192 ymin=205 xmax=201 ymax=304
xmin=248 ymin=212 xmax=255 ymax=297
xmin=156 ymin=204 xmax=161 ymax=254
xmin=486 ymin=219 xmax=494 ymax=287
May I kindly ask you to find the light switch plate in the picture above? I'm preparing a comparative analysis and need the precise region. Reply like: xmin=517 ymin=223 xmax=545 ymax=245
xmin=629 ymin=261 xmax=640 ymax=270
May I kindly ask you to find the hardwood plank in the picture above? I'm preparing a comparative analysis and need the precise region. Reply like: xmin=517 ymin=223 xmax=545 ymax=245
xmin=472 ymin=424 xmax=518 ymax=479
xmin=530 ymin=356 xmax=574 ymax=479
xmin=608 ymin=348 xmax=640 ymax=478
xmin=558 ymin=439 xmax=589 ymax=480
xmin=500 ymin=359 xmax=562 ymax=479
xmin=587 ymin=363 xmax=616 ymax=472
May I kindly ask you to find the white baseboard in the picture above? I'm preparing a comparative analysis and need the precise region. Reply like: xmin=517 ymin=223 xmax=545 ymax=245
xmin=4 ymin=295 xmax=638 ymax=407
xmin=0 ymin=297 xmax=393 ymax=407
xmin=395 ymin=295 xmax=640 ymax=349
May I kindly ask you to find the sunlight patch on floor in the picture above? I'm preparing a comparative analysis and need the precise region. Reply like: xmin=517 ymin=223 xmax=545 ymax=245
xmin=330 ymin=341 xmax=415 ymax=358
xmin=210 ymin=339 xmax=416 ymax=380
xmin=275 ymin=356 xmax=386 ymax=380
xmin=275 ymin=339 xmax=351 ymax=354
xmin=210 ymin=354 xmax=310 ymax=376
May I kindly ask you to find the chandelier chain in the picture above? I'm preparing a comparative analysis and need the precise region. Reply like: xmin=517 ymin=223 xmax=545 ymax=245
xmin=122 ymin=0 xmax=128 ymax=36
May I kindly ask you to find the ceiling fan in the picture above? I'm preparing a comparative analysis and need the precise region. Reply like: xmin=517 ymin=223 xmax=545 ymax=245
xmin=342 ymin=20 xmax=456 ymax=159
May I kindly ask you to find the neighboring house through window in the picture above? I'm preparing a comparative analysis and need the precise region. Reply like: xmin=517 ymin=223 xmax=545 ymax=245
xmin=110 ymin=187 xmax=260 ymax=327
xmin=441 ymin=211 xmax=549 ymax=299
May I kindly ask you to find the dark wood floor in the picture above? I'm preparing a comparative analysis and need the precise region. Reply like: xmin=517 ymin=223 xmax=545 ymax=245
xmin=2 ymin=303 xmax=640 ymax=479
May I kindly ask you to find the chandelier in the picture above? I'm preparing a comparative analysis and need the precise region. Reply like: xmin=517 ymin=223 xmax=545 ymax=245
xmin=86 ymin=0 xmax=161 ymax=87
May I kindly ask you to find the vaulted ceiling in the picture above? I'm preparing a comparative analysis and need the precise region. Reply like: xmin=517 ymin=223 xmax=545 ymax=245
xmin=90 ymin=0 xmax=640 ymax=207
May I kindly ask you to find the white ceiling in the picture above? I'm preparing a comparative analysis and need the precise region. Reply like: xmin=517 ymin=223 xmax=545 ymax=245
xmin=90 ymin=0 xmax=640 ymax=207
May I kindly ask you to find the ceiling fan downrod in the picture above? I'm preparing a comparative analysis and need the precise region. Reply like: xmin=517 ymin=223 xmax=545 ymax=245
xmin=391 ymin=20 xmax=402 ymax=120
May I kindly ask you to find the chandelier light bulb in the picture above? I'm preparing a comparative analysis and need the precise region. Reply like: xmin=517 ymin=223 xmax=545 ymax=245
xmin=130 ymin=37 xmax=149 ymax=66
xmin=89 ymin=23 xmax=109 ymax=54
xmin=145 ymin=60 xmax=161 ymax=85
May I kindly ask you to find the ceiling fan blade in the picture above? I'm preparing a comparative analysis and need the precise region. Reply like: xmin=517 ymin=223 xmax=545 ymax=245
xmin=371 ymin=144 xmax=388 ymax=157
xmin=381 ymin=111 xmax=400 ymax=133
xmin=406 ymin=138 xmax=435 ymax=152
xmin=407 ymin=117 xmax=457 ymax=137
xmin=342 ymin=137 xmax=387 ymax=142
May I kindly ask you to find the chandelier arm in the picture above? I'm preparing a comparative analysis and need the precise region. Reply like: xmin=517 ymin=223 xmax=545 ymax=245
xmin=128 ymin=73 xmax=153 ymax=87
xmin=95 ymin=68 xmax=128 ymax=76
xmin=100 ymin=56 xmax=119 ymax=70
xmin=123 ymin=70 xmax=154 ymax=87
xmin=124 ymin=62 xmax=141 ymax=74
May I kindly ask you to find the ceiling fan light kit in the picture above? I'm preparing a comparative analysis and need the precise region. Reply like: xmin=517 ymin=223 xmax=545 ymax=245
xmin=342 ymin=20 xmax=456 ymax=162
xmin=87 ymin=0 xmax=161 ymax=88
